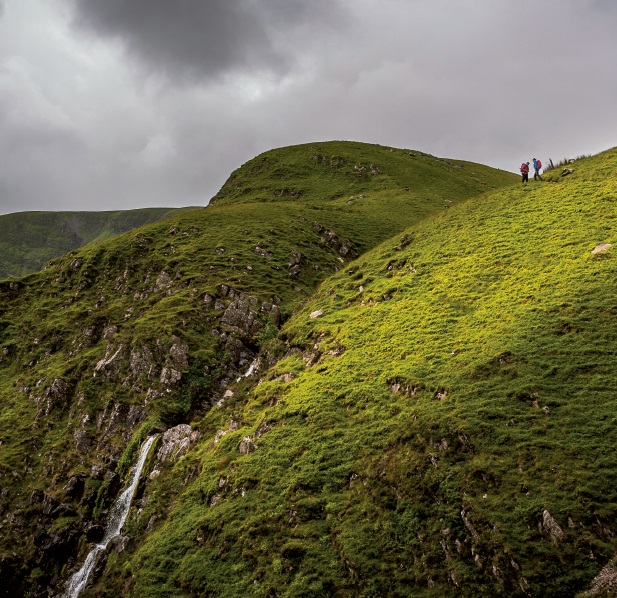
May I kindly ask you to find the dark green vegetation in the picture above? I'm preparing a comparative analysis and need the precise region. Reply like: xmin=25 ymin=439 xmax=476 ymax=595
xmin=4 ymin=139 xmax=617 ymax=597
xmin=0 ymin=208 xmax=196 ymax=278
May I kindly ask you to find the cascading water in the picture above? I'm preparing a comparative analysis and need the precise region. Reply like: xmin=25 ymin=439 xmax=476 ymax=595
xmin=63 ymin=435 xmax=157 ymax=598
xmin=236 ymin=358 xmax=257 ymax=382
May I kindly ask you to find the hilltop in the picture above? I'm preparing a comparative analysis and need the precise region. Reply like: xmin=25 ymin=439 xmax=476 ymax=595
xmin=6 ymin=140 xmax=617 ymax=596
xmin=0 ymin=207 xmax=196 ymax=279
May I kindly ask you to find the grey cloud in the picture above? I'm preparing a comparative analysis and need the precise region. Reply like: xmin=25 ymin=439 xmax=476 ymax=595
xmin=69 ymin=0 xmax=348 ymax=83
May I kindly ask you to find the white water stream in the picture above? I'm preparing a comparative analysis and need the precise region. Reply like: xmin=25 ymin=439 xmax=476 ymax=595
xmin=236 ymin=358 xmax=257 ymax=382
xmin=63 ymin=435 xmax=157 ymax=598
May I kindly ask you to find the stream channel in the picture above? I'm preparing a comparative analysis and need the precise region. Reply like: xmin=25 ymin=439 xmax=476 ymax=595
xmin=63 ymin=435 xmax=157 ymax=597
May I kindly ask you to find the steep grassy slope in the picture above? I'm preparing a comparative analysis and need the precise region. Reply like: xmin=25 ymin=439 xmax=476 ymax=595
xmin=0 ymin=142 xmax=516 ymax=596
xmin=89 ymin=149 xmax=617 ymax=597
xmin=0 ymin=208 xmax=196 ymax=278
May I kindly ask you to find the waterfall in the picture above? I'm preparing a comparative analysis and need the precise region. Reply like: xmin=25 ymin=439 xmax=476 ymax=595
xmin=236 ymin=358 xmax=257 ymax=382
xmin=63 ymin=435 xmax=157 ymax=598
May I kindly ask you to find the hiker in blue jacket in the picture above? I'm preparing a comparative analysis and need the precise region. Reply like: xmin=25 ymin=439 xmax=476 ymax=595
xmin=533 ymin=158 xmax=543 ymax=181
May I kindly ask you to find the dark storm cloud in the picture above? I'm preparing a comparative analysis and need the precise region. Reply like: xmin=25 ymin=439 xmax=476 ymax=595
xmin=69 ymin=0 xmax=347 ymax=82
xmin=2 ymin=0 xmax=617 ymax=216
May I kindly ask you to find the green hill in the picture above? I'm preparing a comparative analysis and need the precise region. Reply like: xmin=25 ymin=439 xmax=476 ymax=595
xmin=0 ymin=207 xmax=196 ymax=278
xmin=7 ymin=140 xmax=617 ymax=596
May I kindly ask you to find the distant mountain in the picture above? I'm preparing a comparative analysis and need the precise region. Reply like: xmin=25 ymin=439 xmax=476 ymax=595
xmin=0 ymin=207 xmax=198 ymax=278
xmin=8 ymin=140 xmax=617 ymax=596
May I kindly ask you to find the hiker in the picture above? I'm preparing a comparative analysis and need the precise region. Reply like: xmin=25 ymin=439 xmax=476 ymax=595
xmin=520 ymin=162 xmax=530 ymax=183
xmin=533 ymin=158 xmax=543 ymax=181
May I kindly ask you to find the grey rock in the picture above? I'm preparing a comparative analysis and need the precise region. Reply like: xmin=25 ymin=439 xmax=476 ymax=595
xmin=154 ymin=271 xmax=173 ymax=292
xmin=239 ymin=436 xmax=258 ymax=455
xmin=130 ymin=346 xmax=155 ymax=378
xmin=157 ymin=424 xmax=200 ymax=462
xmin=168 ymin=337 xmax=189 ymax=371
xmin=93 ymin=344 xmax=125 ymax=380
xmin=540 ymin=509 xmax=564 ymax=545
xmin=160 ymin=367 xmax=182 ymax=388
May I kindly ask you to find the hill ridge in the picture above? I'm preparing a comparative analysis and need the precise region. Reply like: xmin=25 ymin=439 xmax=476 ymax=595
xmin=0 ymin=206 xmax=198 ymax=279
xmin=6 ymin=141 xmax=617 ymax=596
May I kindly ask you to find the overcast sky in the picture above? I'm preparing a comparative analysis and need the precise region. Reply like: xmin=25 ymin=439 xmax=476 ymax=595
xmin=1 ymin=0 xmax=616 ymax=215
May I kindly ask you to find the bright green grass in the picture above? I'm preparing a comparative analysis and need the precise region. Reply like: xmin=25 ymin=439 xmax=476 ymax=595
xmin=0 ymin=141 xmax=515 ymax=594
xmin=100 ymin=148 xmax=617 ymax=597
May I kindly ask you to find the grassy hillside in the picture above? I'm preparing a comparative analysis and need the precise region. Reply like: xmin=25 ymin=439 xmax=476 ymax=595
xmin=0 ymin=207 xmax=196 ymax=278
xmin=0 ymin=141 xmax=516 ymax=596
xmin=86 ymin=148 xmax=617 ymax=597
xmin=212 ymin=140 xmax=510 ymax=207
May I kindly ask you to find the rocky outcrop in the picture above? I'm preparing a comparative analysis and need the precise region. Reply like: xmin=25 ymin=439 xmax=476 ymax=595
xmin=32 ymin=378 xmax=71 ymax=419
xmin=312 ymin=222 xmax=358 ymax=259
xmin=94 ymin=344 xmax=125 ymax=380
xmin=539 ymin=509 xmax=564 ymax=545
xmin=239 ymin=436 xmax=258 ymax=455
xmin=157 ymin=424 xmax=201 ymax=462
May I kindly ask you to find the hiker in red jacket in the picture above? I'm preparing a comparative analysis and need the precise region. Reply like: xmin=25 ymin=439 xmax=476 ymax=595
xmin=520 ymin=162 xmax=530 ymax=183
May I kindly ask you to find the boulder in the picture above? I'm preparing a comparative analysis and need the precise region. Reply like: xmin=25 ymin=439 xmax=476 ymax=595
xmin=63 ymin=476 xmax=84 ymax=500
xmin=591 ymin=243 xmax=612 ymax=255
xmin=540 ymin=509 xmax=564 ymax=545
xmin=85 ymin=524 xmax=105 ymax=543
xmin=157 ymin=425 xmax=200 ymax=462
xmin=239 ymin=436 xmax=258 ymax=455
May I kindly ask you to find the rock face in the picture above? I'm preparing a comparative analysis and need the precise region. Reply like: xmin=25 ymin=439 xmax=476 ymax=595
xmin=94 ymin=344 xmax=125 ymax=380
xmin=584 ymin=557 xmax=617 ymax=596
xmin=221 ymin=298 xmax=261 ymax=336
xmin=32 ymin=378 xmax=71 ymax=419
xmin=540 ymin=510 xmax=564 ymax=545
xmin=157 ymin=425 xmax=201 ymax=462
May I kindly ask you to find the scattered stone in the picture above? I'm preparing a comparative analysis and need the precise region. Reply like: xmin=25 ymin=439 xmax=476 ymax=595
xmin=591 ymin=243 xmax=612 ymax=254
xmin=154 ymin=271 xmax=173 ymax=292
xmin=160 ymin=367 xmax=182 ymax=388
xmin=33 ymin=378 xmax=71 ymax=418
xmin=214 ymin=420 xmax=239 ymax=444
xmin=110 ymin=535 xmax=130 ymax=553
xmin=584 ymin=557 xmax=617 ymax=596
xmin=254 ymin=246 xmax=273 ymax=259
xmin=146 ymin=515 xmax=158 ymax=532
xmin=562 ymin=168 xmax=574 ymax=177
xmin=309 ymin=309 xmax=324 ymax=319
xmin=168 ymin=337 xmax=189 ymax=371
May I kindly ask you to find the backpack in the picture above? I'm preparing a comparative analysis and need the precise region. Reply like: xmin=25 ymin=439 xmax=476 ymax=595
xmin=537 ymin=160 xmax=542 ymax=169
xmin=521 ymin=163 xmax=528 ymax=173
